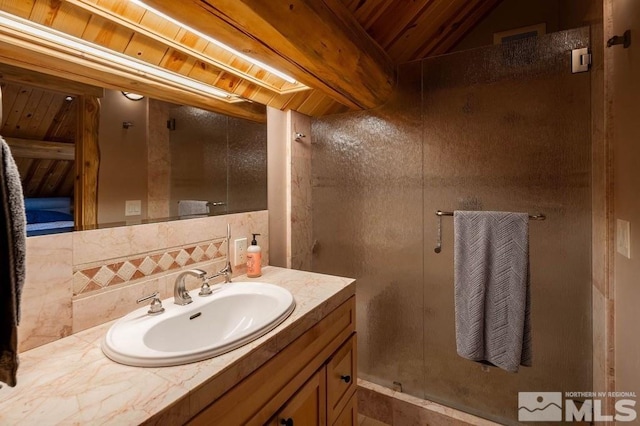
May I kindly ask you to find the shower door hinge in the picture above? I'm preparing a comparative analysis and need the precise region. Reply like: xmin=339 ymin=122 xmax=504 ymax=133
xmin=572 ymin=47 xmax=591 ymax=73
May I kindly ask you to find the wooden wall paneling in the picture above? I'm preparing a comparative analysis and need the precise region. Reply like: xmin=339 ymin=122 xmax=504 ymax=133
xmin=34 ymin=157 xmax=58 ymax=196
xmin=74 ymin=95 xmax=99 ymax=228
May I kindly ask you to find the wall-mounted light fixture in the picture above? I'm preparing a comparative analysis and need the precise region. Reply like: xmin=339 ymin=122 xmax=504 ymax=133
xmin=0 ymin=10 xmax=239 ymax=101
xmin=130 ymin=0 xmax=298 ymax=84
xmin=121 ymin=91 xmax=145 ymax=101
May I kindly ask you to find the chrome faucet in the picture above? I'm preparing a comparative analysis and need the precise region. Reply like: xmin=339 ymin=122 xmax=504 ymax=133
xmin=207 ymin=224 xmax=233 ymax=284
xmin=174 ymin=269 xmax=206 ymax=305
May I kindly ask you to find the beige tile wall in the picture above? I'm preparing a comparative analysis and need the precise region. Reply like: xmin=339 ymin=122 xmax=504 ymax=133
xmin=18 ymin=211 xmax=269 ymax=352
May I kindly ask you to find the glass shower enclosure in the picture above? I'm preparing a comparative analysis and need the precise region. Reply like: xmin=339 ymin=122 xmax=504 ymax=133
xmin=311 ymin=27 xmax=592 ymax=425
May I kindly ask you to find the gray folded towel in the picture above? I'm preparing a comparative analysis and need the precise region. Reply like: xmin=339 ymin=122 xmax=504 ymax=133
xmin=178 ymin=200 xmax=210 ymax=216
xmin=0 ymin=138 xmax=27 ymax=387
xmin=454 ymin=211 xmax=531 ymax=373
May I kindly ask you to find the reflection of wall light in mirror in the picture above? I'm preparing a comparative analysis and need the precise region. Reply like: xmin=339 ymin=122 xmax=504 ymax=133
xmin=129 ymin=0 xmax=298 ymax=84
xmin=121 ymin=92 xmax=145 ymax=101
xmin=0 ymin=11 xmax=239 ymax=101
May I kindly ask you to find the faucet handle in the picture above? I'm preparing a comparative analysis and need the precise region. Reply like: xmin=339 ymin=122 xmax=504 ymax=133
xmin=136 ymin=291 xmax=165 ymax=315
xmin=198 ymin=280 xmax=213 ymax=297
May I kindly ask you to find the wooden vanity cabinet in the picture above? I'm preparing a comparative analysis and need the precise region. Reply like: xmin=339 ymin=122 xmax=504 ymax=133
xmin=188 ymin=296 xmax=357 ymax=426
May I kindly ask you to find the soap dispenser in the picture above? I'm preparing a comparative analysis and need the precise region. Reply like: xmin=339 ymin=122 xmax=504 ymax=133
xmin=247 ymin=233 xmax=262 ymax=278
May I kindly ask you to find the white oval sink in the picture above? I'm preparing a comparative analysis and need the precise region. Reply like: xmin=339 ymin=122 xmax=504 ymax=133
xmin=102 ymin=282 xmax=295 ymax=367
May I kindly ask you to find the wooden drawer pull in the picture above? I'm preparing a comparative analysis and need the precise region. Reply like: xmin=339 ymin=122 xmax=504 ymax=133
xmin=280 ymin=418 xmax=294 ymax=426
xmin=340 ymin=375 xmax=351 ymax=383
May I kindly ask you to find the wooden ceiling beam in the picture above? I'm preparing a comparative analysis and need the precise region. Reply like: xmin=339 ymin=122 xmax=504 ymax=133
xmin=142 ymin=0 xmax=395 ymax=110
xmin=4 ymin=137 xmax=75 ymax=161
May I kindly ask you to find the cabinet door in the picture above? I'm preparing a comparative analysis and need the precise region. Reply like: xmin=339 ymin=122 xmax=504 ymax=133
xmin=270 ymin=367 xmax=327 ymax=426
xmin=333 ymin=392 xmax=357 ymax=426
xmin=326 ymin=334 xmax=357 ymax=424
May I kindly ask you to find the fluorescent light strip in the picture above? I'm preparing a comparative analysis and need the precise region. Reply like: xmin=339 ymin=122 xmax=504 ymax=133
xmin=0 ymin=10 xmax=236 ymax=100
xmin=130 ymin=0 xmax=298 ymax=84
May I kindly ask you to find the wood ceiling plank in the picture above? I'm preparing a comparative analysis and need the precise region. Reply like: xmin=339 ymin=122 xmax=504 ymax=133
xmin=0 ymin=82 xmax=20 ymax=130
xmin=0 ymin=0 xmax=35 ymax=18
xmin=159 ymin=48 xmax=196 ymax=75
xmin=366 ymin=0 xmax=437 ymax=49
xmin=96 ymin=0 xmax=145 ymax=22
xmin=3 ymin=85 xmax=33 ymax=135
xmin=38 ymin=158 xmax=71 ymax=196
xmin=24 ymin=158 xmax=52 ymax=196
xmin=59 ymin=160 xmax=76 ymax=197
xmin=26 ymin=90 xmax=56 ymax=139
xmin=123 ymin=32 xmax=169 ymax=66
xmin=385 ymin=0 xmax=467 ymax=63
xmin=139 ymin=9 xmax=180 ymax=40
xmin=29 ymin=0 xmax=92 ymax=38
xmin=11 ymin=87 xmax=45 ymax=139
xmin=0 ymin=62 xmax=104 ymax=97
xmin=427 ymin=0 xmax=502 ymax=56
xmin=175 ymin=28 xmax=207 ymax=51
xmin=342 ymin=0 xmax=396 ymax=31
xmin=68 ymin=0 xmax=292 ymax=96
xmin=143 ymin=0 xmax=395 ymax=109
xmin=44 ymin=94 xmax=76 ymax=142
xmin=81 ymin=14 xmax=134 ymax=52
xmin=186 ymin=60 xmax=223 ymax=86
xmin=35 ymin=95 xmax=65 ymax=138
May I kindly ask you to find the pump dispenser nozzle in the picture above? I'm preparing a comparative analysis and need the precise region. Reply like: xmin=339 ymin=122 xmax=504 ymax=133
xmin=251 ymin=233 xmax=261 ymax=245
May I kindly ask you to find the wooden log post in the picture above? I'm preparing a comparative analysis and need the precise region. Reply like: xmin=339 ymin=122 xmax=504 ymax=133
xmin=74 ymin=96 xmax=100 ymax=228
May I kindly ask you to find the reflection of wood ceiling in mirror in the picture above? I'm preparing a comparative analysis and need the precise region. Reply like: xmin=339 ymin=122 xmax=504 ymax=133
xmin=0 ymin=0 xmax=500 ymax=118
xmin=1 ymin=81 xmax=76 ymax=197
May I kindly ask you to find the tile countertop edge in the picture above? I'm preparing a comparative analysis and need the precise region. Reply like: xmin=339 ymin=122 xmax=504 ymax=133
xmin=0 ymin=266 xmax=356 ymax=425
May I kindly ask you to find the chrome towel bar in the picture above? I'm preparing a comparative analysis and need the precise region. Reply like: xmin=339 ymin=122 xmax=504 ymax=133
xmin=435 ymin=210 xmax=546 ymax=221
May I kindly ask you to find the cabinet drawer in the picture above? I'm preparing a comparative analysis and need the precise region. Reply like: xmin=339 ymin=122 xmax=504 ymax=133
xmin=326 ymin=334 xmax=357 ymax=424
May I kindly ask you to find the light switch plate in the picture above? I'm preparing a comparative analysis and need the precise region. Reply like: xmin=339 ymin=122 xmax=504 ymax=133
xmin=125 ymin=200 xmax=141 ymax=216
xmin=234 ymin=238 xmax=248 ymax=266
xmin=617 ymin=219 xmax=631 ymax=259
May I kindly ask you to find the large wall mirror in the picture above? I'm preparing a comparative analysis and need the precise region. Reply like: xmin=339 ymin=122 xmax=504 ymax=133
xmin=1 ymin=66 xmax=267 ymax=236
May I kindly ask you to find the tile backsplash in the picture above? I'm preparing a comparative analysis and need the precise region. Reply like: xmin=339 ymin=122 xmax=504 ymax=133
xmin=19 ymin=211 xmax=268 ymax=352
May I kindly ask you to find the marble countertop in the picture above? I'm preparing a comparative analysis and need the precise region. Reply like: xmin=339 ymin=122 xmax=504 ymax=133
xmin=0 ymin=266 xmax=355 ymax=425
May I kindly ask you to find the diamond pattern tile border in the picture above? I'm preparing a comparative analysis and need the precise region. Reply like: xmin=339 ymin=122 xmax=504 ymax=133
xmin=73 ymin=238 xmax=226 ymax=296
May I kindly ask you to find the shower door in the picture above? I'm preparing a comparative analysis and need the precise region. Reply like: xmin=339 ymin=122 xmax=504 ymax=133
xmin=312 ymin=27 xmax=592 ymax=425
xmin=421 ymin=27 xmax=591 ymax=424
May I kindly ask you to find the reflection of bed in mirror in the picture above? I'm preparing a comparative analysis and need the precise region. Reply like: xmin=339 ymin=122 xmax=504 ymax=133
xmin=25 ymin=197 xmax=74 ymax=236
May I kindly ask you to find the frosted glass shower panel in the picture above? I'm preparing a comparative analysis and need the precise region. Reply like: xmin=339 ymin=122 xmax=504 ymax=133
xmin=421 ymin=28 xmax=592 ymax=424
xmin=311 ymin=61 xmax=425 ymax=396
